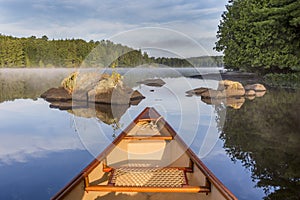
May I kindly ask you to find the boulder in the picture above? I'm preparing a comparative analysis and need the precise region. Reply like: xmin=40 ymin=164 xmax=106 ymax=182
xmin=42 ymin=72 xmax=145 ymax=105
xmin=244 ymin=83 xmax=266 ymax=91
xmin=186 ymin=80 xmax=266 ymax=107
xmin=199 ymin=79 xmax=245 ymax=98
xmin=218 ymin=80 xmax=245 ymax=97
xmin=61 ymin=72 xmax=78 ymax=94
xmin=137 ymin=78 xmax=166 ymax=87
xmin=61 ymin=71 xmax=103 ymax=93
xmin=41 ymin=87 xmax=72 ymax=102
xmin=88 ymin=84 xmax=133 ymax=104
xmin=218 ymin=80 xmax=244 ymax=90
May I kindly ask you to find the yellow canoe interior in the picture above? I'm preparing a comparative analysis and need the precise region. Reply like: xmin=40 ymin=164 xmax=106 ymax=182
xmin=52 ymin=107 xmax=237 ymax=200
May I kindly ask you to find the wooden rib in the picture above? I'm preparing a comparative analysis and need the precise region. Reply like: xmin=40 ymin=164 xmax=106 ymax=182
xmin=85 ymin=185 xmax=210 ymax=193
xmin=123 ymin=135 xmax=173 ymax=140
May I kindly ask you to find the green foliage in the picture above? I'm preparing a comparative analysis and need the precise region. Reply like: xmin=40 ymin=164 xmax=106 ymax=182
xmin=215 ymin=0 xmax=300 ymax=74
xmin=0 ymin=35 xmax=25 ymax=67
xmin=0 ymin=34 xmax=223 ymax=68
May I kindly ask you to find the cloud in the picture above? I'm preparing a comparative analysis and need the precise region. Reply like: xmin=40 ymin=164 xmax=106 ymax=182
xmin=0 ymin=0 xmax=227 ymax=56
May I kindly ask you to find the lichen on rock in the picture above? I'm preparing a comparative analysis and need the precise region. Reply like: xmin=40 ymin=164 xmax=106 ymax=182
xmin=61 ymin=71 xmax=79 ymax=94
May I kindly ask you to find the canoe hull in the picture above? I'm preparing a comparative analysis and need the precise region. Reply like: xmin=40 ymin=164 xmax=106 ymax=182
xmin=52 ymin=107 xmax=237 ymax=200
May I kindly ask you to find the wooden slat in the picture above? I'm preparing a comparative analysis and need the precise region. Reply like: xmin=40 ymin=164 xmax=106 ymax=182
xmin=85 ymin=185 xmax=210 ymax=193
xmin=123 ymin=135 xmax=173 ymax=140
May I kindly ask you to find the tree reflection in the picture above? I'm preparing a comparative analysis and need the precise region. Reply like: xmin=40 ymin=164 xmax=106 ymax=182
xmin=0 ymin=69 xmax=71 ymax=103
xmin=217 ymin=89 xmax=300 ymax=199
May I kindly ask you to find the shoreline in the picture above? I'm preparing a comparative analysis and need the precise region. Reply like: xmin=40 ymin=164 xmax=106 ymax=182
xmin=189 ymin=71 xmax=263 ymax=85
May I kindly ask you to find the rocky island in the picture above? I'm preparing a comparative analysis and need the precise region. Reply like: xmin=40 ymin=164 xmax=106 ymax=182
xmin=186 ymin=80 xmax=267 ymax=109
xmin=41 ymin=71 xmax=145 ymax=110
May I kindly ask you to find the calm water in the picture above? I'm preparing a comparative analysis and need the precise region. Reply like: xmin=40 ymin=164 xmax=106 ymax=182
xmin=0 ymin=68 xmax=299 ymax=200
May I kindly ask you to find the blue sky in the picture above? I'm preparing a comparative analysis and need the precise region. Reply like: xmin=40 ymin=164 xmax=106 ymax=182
xmin=0 ymin=0 xmax=228 ymax=56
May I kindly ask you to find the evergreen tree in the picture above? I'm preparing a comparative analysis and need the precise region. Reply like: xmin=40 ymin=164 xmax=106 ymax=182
xmin=215 ymin=0 xmax=300 ymax=74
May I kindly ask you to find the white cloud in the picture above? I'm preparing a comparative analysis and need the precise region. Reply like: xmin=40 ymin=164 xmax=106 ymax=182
xmin=0 ymin=0 xmax=227 ymax=56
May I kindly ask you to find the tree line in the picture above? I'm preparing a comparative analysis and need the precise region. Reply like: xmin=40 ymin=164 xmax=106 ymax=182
xmin=215 ymin=0 xmax=300 ymax=75
xmin=0 ymin=34 xmax=223 ymax=68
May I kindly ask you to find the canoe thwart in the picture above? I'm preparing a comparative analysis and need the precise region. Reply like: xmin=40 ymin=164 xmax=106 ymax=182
xmin=85 ymin=185 xmax=211 ymax=193
xmin=123 ymin=135 xmax=173 ymax=140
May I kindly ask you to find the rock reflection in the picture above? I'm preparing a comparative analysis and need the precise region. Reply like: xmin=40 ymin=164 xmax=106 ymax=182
xmin=201 ymin=97 xmax=245 ymax=109
xmin=69 ymin=103 xmax=130 ymax=125
xmin=48 ymin=99 xmax=143 ymax=126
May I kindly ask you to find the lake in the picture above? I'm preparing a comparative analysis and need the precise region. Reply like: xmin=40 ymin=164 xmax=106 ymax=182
xmin=0 ymin=68 xmax=299 ymax=200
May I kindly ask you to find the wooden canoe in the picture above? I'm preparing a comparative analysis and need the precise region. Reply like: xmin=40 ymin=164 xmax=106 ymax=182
xmin=52 ymin=107 xmax=237 ymax=200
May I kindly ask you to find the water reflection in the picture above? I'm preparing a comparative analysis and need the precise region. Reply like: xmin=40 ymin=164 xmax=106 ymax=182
xmin=0 ymin=99 xmax=85 ymax=165
xmin=0 ymin=68 xmax=74 ymax=103
xmin=217 ymin=89 xmax=300 ymax=199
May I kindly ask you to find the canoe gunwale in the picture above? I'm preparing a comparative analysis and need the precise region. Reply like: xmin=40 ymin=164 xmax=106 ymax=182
xmin=51 ymin=107 xmax=237 ymax=200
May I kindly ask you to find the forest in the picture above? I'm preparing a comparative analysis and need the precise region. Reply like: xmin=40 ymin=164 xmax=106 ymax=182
xmin=215 ymin=0 xmax=300 ymax=75
xmin=0 ymin=34 xmax=222 ymax=68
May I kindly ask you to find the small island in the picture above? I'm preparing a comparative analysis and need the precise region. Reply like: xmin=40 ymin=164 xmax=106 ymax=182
xmin=186 ymin=80 xmax=266 ymax=109
xmin=41 ymin=71 xmax=145 ymax=109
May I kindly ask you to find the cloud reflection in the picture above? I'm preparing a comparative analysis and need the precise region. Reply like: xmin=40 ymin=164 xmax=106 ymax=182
xmin=0 ymin=99 xmax=85 ymax=165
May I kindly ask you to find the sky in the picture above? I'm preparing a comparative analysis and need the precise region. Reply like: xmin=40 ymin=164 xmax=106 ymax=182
xmin=0 ymin=0 xmax=228 ymax=57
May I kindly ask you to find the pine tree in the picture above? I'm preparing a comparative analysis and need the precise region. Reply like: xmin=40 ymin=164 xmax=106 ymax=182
xmin=215 ymin=0 xmax=300 ymax=74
